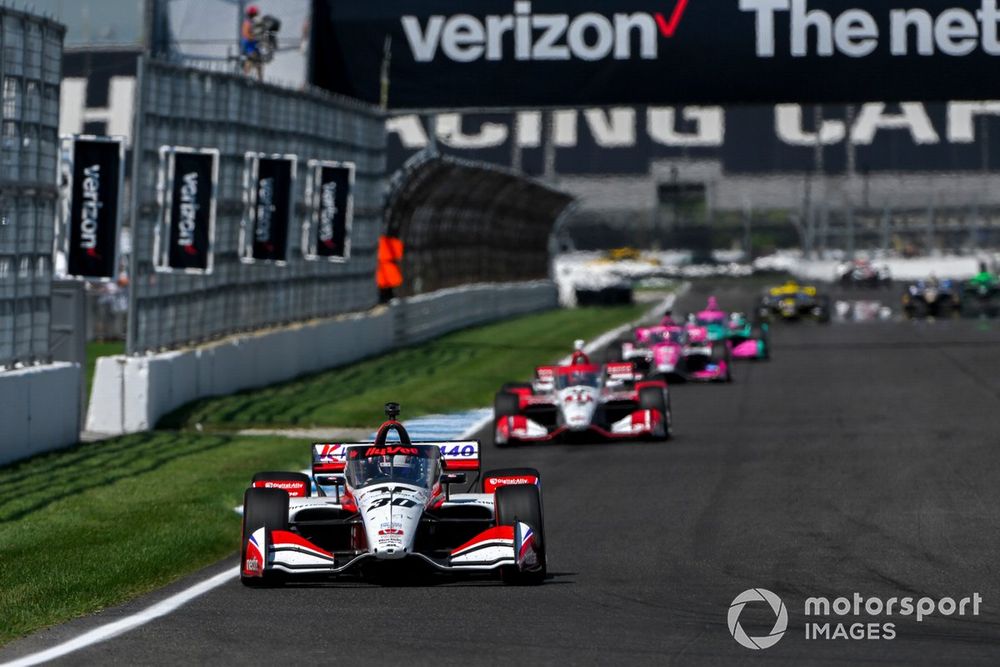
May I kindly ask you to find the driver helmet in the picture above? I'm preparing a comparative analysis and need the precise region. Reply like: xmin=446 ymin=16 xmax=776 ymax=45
xmin=246 ymin=5 xmax=259 ymax=17
xmin=707 ymin=296 xmax=719 ymax=311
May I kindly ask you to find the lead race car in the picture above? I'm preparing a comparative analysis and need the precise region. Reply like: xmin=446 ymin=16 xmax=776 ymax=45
xmin=493 ymin=344 xmax=672 ymax=446
xmin=241 ymin=403 xmax=546 ymax=586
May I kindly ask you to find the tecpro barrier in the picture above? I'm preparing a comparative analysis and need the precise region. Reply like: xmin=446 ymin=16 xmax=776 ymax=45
xmin=0 ymin=362 xmax=81 ymax=466
xmin=87 ymin=281 xmax=557 ymax=435
xmin=385 ymin=153 xmax=573 ymax=296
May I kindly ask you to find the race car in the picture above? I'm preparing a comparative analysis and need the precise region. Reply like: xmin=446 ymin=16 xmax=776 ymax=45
xmin=959 ymin=265 xmax=1000 ymax=318
xmin=758 ymin=280 xmax=831 ymax=323
xmin=689 ymin=297 xmax=770 ymax=359
xmin=836 ymin=259 xmax=892 ymax=288
xmin=493 ymin=358 xmax=671 ymax=446
xmin=902 ymin=278 xmax=960 ymax=318
xmin=241 ymin=403 xmax=546 ymax=586
xmin=620 ymin=322 xmax=733 ymax=382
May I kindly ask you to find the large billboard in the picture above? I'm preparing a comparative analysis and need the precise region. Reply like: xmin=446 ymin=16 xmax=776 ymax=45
xmin=387 ymin=101 xmax=1000 ymax=175
xmin=311 ymin=1 xmax=1000 ymax=108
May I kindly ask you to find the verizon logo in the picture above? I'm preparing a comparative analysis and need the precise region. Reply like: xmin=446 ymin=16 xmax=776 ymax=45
xmin=318 ymin=180 xmax=338 ymax=247
xmin=80 ymin=164 xmax=102 ymax=257
xmin=177 ymin=171 xmax=199 ymax=255
xmin=255 ymin=177 xmax=275 ymax=244
xmin=402 ymin=0 xmax=689 ymax=63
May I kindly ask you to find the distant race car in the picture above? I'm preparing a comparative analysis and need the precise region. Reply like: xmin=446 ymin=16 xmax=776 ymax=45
xmin=689 ymin=297 xmax=770 ymax=360
xmin=959 ymin=268 xmax=1000 ymax=318
xmin=902 ymin=279 xmax=960 ymax=318
xmin=241 ymin=403 xmax=546 ymax=586
xmin=759 ymin=281 xmax=831 ymax=323
xmin=493 ymin=350 xmax=672 ymax=445
xmin=836 ymin=259 xmax=891 ymax=288
xmin=621 ymin=322 xmax=732 ymax=383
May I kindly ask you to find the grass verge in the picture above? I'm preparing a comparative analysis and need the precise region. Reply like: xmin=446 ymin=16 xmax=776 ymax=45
xmin=0 ymin=303 xmax=645 ymax=646
xmin=0 ymin=432 xmax=304 ymax=646
xmin=160 ymin=304 xmax=645 ymax=431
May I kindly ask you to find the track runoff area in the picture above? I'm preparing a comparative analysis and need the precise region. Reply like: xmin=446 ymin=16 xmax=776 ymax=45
xmin=5 ymin=282 xmax=1000 ymax=665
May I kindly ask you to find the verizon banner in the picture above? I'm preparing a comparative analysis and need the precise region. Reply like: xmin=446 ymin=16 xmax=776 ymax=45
xmin=155 ymin=147 xmax=218 ymax=273
xmin=311 ymin=0 xmax=1000 ymax=108
xmin=60 ymin=136 xmax=124 ymax=280
xmin=241 ymin=154 xmax=296 ymax=264
xmin=303 ymin=161 xmax=354 ymax=261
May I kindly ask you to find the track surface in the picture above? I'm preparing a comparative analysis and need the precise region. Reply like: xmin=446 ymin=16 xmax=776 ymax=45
xmin=6 ymin=283 xmax=1000 ymax=665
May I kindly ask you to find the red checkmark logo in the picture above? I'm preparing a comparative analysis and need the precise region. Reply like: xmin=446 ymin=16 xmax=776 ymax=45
xmin=655 ymin=0 xmax=689 ymax=38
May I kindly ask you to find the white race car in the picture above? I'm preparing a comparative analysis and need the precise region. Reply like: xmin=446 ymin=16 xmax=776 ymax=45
xmin=241 ymin=403 xmax=546 ymax=586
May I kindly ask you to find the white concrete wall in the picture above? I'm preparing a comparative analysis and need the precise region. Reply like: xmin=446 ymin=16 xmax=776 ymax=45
xmin=87 ymin=282 xmax=558 ymax=435
xmin=0 ymin=363 xmax=81 ymax=466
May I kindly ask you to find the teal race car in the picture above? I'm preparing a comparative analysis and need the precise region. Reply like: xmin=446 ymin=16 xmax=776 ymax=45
xmin=691 ymin=297 xmax=770 ymax=360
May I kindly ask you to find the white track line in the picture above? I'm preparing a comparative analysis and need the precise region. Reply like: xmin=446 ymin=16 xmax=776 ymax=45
xmin=5 ymin=290 xmax=689 ymax=665
xmin=1 ymin=567 xmax=239 ymax=667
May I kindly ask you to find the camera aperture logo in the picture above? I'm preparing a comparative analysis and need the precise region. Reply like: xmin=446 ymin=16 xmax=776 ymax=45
xmin=728 ymin=589 xmax=984 ymax=650
xmin=728 ymin=588 xmax=788 ymax=650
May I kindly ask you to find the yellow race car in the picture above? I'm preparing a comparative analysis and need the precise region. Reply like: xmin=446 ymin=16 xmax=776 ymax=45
xmin=758 ymin=280 xmax=831 ymax=323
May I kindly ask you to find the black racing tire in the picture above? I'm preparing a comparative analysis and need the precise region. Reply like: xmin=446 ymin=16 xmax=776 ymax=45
xmin=240 ymin=487 xmax=289 ymax=587
xmin=816 ymin=296 xmax=832 ymax=324
xmin=638 ymin=386 xmax=671 ymax=440
xmin=481 ymin=467 xmax=542 ymax=493
xmin=495 ymin=484 xmax=546 ymax=585
xmin=760 ymin=324 xmax=771 ymax=360
xmin=493 ymin=392 xmax=522 ymax=448
xmin=251 ymin=471 xmax=311 ymax=497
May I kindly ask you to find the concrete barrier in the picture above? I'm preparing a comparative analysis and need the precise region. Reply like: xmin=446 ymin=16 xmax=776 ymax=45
xmin=0 ymin=363 xmax=81 ymax=466
xmin=87 ymin=282 xmax=557 ymax=435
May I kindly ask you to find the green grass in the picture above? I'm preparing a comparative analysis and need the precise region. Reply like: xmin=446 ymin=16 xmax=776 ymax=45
xmin=0 ymin=432 xmax=306 ymax=646
xmin=85 ymin=341 xmax=124 ymax=403
xmin=160 ymin=304 xmax=645 ymax=431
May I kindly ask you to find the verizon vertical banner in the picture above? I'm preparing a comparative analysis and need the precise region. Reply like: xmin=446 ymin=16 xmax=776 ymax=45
xmin=241 ymin=154 xmax=296 ymax=264
xmin=311 ymin=0 xmax=1000 ymax=108
xmin=61 ymin=136 xmax=124 ymax=280
xmin=155 ymin=147 xmax=218 ymax=273
xmin=303 ymin=161 xmax=354 ymax=261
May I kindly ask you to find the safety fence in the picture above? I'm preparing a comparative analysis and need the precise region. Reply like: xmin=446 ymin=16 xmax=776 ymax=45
xmin=0 ymin=8 xmax=63 ymax=369
xmin=385 ymin=152 xmax=573 ymax=296
xmin=128 ymin=58 xmax=386 ymax=354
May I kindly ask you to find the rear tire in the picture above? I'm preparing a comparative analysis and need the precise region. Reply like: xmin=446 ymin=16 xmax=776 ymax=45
xmin=241 ymin=487 xmax=289 ymax=587
xmin=493 ymin=392 xmax=522 ymax=448
xmin=495 ymin=485 xmax=546 ymax=585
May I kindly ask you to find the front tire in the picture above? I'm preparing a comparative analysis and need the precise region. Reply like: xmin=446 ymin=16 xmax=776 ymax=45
xmin=241 ymin=487 xmax=289 ymax=587
xmin=495 ymin=484 xmax=546 ymax=585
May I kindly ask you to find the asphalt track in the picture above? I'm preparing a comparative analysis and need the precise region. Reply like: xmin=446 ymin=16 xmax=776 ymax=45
xmin=5 ymin=283 xmax=1000 ymax=665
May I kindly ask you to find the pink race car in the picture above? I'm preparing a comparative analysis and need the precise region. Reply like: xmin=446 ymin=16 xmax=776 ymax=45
xmin=620 ymin=322 xmax=732 ymax=383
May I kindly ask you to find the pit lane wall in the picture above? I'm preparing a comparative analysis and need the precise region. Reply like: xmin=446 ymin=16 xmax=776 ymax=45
xmin=0 ymin=363 xmax=81 ymax=466
xmin=86 ymin=281 xmax=557 ymax=435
